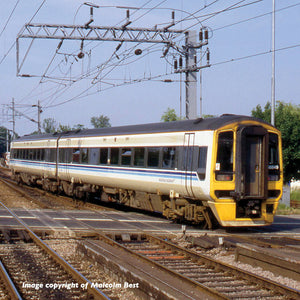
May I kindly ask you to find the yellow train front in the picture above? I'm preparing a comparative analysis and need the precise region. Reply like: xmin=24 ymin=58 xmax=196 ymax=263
xmin=209 ymin=116 xmax=282 ymax=227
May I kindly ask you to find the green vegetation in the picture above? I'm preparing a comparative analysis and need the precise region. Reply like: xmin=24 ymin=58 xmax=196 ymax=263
xmin=161 ymin=108 xmax=180 ymax=122
xmin=90 ymin=115 xmax=111 ymax=128
xmin=252 ymin=101 xmax=300 ymax=182
xmin=40 ymin=115 xmax=111 ymax=134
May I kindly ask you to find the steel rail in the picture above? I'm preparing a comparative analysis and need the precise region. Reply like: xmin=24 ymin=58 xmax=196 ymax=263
xmin=146 ymin=234 xmax=300 ymax=299
xmin=95 ymin=232 xmax=228 ymax=299
xmin=0 ymin=260 xmax=22 ymax=300
xmin=0 ymin=200 xmax=110 ymax=300
xmin=0 ymin=177 xmax=49 ymax=209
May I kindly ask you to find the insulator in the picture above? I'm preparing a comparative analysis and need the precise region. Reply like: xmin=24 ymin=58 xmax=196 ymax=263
xmin=199 ymin=29 xmax=203 ymax=41
xmin=134 ymin=49 xmax=142 ymax=55
xmin=206 ymin=48 xmax=210 ymax=63
xmin=204 ymin=28 xmax=209 ymax=40
xmin=179 ymin=56 xmax=183 ymax=68
xmin=127 ymin=9 xmax=130 ymax=19
xmin=194 ymin=55 xmax=197 ymax=64
xmin=174 ymin=60 xmax=178 ymax=70
xmin=172 ymin=11 xmax=175 ymax=20
xmin=90 ymin=7 xmax=93 ymax=16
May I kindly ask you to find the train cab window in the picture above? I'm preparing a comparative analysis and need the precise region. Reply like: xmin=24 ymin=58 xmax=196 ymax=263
xmin=89 ymin=148 xmax=99 ymax=165
xmin=134 ymin=148 xmax=145 ymax=167
xmin=72 ymin=148 xmax=80 ymax=164
xmin=121 ymin=148 xmax=132 ymax=166
xmin=268 ymin=133 xmax=280 ymax=181
xmin=81 ymin=148 xmax=89 ymax=164
xmin=162 ymin=147 xmax=176 ymax=169
xmin=148 ymin=147 xmax=160 ymax=168
xmin=100 ymin=148 xmax=108 ymax=164
xmin=110 ymin=148 xmax=119 ymax=165
xmin=216 ymin=131 xmax=234 ymax=181
xmin=197 ymin=147 xmax=208 ymax=180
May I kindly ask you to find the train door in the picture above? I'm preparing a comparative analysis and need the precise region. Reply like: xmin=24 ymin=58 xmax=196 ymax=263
xmin=244 ymin=136 xmax=263 ymax=196
xmin=61 ymin=139 xmax=71 ymax=181
xmin=44 ymin=140 xmax=52 ymax=177
xmin=183 ymin=133 xmax=195 ymax=198
xmin=236 ymin=126 xmax=268 ymax=199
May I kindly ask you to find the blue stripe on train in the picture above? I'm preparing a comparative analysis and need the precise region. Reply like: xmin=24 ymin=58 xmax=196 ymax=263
xmin=10 ymin=159 xmax=199 ymax=181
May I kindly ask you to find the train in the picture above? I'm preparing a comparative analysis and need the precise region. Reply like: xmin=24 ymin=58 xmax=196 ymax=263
xmin=9 ymin=114 xmax=283 ymax=228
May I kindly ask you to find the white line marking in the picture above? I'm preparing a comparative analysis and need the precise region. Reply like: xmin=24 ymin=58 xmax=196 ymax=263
xmin=76 ymin=218 xmax=114 ymax=221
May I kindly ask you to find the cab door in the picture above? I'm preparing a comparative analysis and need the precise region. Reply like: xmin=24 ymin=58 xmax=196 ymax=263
xmin=236 ymin=126 xmax=268 ymax=199
xmin=183 ymin=133 xmax=195 ymax=198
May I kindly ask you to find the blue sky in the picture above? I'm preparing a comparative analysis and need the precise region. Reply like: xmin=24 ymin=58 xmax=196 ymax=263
xmin=0 ymin=0 xmax=299 ymax=135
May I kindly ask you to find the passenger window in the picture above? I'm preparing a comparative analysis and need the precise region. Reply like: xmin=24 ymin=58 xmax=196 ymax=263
xmin=134 ymin=148 xmax=145 ymax=167
xmin=40 ymin=149 xmax=45 ymax=161
xmin=49 ymin=149 xmax=56 ymax=162
xmin=100 ymin=148 xmax=108 ymax=164
xmin=110 ymin=148 xmax=119 ymax=165
xmin=121 ymin=148 xmax=132 ymax=166
xmin=197 ymin=147 xmax=207 ymax=180
xmin=89 ymin=148 xmax=99 ymax=165
xmin=148 ymin=147 xmax=160 ymax=167
xmin=216 ymin=131 xmax=233 ymax=181
xmin=81 ymin=148 xmax=89 ymax=164
xmin=162 ymin=147 xmax=176 ymax=169
xmin=72 ymin=148 xmax=80 ymax=163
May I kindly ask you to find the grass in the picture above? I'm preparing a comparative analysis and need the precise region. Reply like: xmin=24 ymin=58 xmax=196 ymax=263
xmin=276 ymin=189 xmax=300 ymax=215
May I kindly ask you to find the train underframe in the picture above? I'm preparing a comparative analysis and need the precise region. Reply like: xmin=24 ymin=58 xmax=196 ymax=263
xmin=12 ymin=171 xmax=215 ymax=229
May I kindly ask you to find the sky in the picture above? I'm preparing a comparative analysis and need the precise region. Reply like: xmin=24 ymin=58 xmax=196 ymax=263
xmin=0 ymin=0 xmax=299 ymax=136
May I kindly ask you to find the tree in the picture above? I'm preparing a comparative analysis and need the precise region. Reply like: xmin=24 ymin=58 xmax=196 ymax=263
xmin=161 ymin=108 xmax=179 ymax=122
xmin=0 ymin=127 xmax=10 ymax=155
xmin=57 ymin=124 xmax=72 ymax=132
xmin=90 ymin=115 xmax=111 ymax=128
xmin=252 ymin=101 xmax=300 ymax=182
xmin=42 ymin=118 xmax=57 ymax=133
xmin=72 ymin=124 xmax=86 ymax=130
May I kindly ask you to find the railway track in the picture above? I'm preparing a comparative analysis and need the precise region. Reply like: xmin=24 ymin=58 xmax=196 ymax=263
xmin=97 ymin=232 xmax=300 ymax=300
xmin=0 ymin=201 xmax=110 ymax=300
xmin=0 ymin=175 xmax=113 ymax=211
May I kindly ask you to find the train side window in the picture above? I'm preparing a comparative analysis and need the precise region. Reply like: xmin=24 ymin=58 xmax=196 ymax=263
xmin=216 ymin=131 xmax=233 ymax=181
xmin=197 ymin=147 xmax=208 ymax=180
xmin=81 ymin=148 xmax=89 ymax=164
xmin=268 ymin=133 xmax=280 ymax=181
xmin=89 ymin=148 xmax=99 ymax=165
xmin=100 ymin=148 xmax=108 ymax=164
xmin=36 ymin=149 xmax=41 ymax=161
xmin=134 ymin=148 xmax=145 ymax=167
xmin=40 ymin=149 xmax=45 ymax=161
xmin=25 ymin=149 xmax=28 ymax=160
xmin=110 ymin=148 xmax=119 ymax=165
xmin=148 ymin=147 xmax=160 ymax=168
xmin=162 ymin=147 xmax=176 ymax=169
xmin=59 ymin=148 xmax=71 ymax=163
xmin=72 ymin=148 xmax=80 ymax=164
xmin=121 ymin=148 xmax=132 ymax=166
xmin=49 ymin=149 xmax=56 ymax=162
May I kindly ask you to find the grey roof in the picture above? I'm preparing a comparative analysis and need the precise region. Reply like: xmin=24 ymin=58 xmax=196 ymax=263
xmin=14 ymin=114 xmax=273 ymax=142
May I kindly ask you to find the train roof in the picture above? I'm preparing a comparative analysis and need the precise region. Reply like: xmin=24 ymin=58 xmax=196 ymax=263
xmin=13 ymin=114 xmax=274 ymax=142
